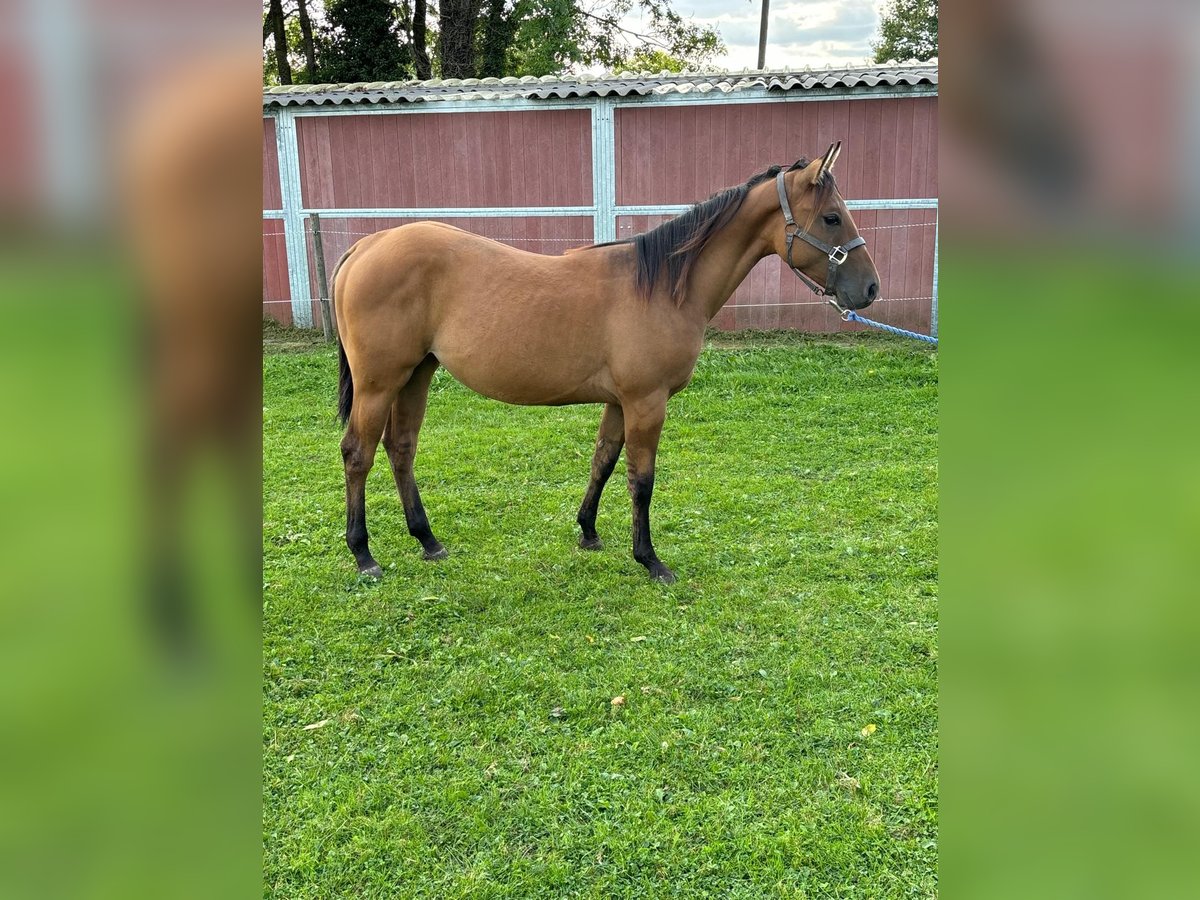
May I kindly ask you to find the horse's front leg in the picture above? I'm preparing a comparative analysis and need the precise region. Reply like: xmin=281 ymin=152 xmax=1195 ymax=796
xmin=577 ymin=403 xmax=625 ymax=550
xmin=622 ymin=393 xmax=675 ymax=584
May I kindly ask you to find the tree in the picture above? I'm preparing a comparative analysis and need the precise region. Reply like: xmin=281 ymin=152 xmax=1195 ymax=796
xmin=319 ymin=0 xmax=412 ymax=83
xmin=507 ymin=0 xmax=722 ymax=78
xmin=262 ymin=0 xmax=723 ymax=85
xmin=265 ymin=0 xmax=292 ymax=84
xmin=438 ymin=0 xmax=482 ymax=78
xmin=872 ymin=0 xmax=937 ymax=63
xmin=412 ymin=0 xmax=432 ymax=79
xmin=296 ymin=0 xmax=318 ymax=81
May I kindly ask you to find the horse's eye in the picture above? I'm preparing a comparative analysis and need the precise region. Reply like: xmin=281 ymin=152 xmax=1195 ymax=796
xmin=823 ymin=214 xmax=841 ymax=227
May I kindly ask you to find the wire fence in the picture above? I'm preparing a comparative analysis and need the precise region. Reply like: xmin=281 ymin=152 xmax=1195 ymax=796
xmin=264 ymin=215 xmax=937 ymax=335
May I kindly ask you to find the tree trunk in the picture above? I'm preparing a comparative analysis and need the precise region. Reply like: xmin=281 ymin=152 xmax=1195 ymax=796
xmin=413 ymin=0 xmax=432 ymax=80
xmin=437 ymin=0 xmax=482 ymax=79
xmin=478 ymin=0 xmax=517 ymax=79
xmin=297 ymin=0 xmax=318 ymax=82
xmin=267 ymin=0 xmax=292 ymax=84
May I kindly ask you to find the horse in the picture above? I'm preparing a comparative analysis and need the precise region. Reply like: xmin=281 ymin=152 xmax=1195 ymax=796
xmin=333 ymin=141 xmax=880 ymax=583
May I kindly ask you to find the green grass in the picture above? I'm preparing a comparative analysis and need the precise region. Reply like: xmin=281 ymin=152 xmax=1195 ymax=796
xmin=263 ymin=332 xmax=938 ymax=898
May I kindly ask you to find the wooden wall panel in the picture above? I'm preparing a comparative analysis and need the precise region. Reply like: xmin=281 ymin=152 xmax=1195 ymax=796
xmin=615 ymin=98 xmax=938 ymax=205
xmin=263 ymin=117 xmax=282 ymax=210
xmin=262 ymin=222 xmax=291 ymax=325
xmin=266 ymin=95 xmax=936 ymax=334
xmin=297 ymin=109 xmax=594 ymax=209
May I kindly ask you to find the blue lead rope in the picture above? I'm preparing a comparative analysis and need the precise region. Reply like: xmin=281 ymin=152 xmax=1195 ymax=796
xmin=844 ymin=310 xmax=938 ymax=346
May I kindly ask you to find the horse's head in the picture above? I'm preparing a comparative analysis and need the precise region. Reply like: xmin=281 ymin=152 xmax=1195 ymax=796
xmin=773 ymin=142 xmax=880 ymax=311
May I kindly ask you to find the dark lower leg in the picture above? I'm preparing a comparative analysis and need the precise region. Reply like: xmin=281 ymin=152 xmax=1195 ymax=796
xmin=343 ymin=433 xmax=381 ymax=576
xmin=577 ymin=403 xmax=625 ymax=549
xmin=342 ymin=389 xmax=393 ymax=577
xmin=629 ymin=471 xmax=674 ymax=583
xmin=383 ymin=355 xmax=444 ymax=560
xmin=386 ymin=444 xmax=446 ymax=559
xmin=623 ymin=396 xmax=674 ymax=584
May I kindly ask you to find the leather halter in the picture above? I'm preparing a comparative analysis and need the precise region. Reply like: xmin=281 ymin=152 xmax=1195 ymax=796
xmin=775 ymin=170 xmax=866 ymax=305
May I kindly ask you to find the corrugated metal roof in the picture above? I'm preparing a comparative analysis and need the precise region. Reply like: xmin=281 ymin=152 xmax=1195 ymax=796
xmin=263 ymin=62 xmax=937 ymax=108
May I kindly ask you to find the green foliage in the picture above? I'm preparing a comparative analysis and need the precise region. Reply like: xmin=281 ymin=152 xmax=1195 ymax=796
xmin=263 ymin=331 xmax=938 ymax=896
xmin=262 ymin=0 xmax=722 ymax=84
xmin=872 ymin=0 xmax=938 ymax=63
xmin=506 ymin=0 xmax=721 ymax=77
xmin=318 ymin=0 xmax=413 ymax=83
xmin=619 ymin=48 xmax=687 ymax=74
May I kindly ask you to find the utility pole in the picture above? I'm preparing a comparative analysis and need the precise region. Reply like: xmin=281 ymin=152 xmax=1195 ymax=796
xmin=757 ymin=0 xmax=770 ymax=69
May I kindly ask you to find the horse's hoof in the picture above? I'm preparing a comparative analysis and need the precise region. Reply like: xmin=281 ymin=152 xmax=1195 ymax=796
xmin=649 ymin=565 xmax=676 ymax=585
xmin=358 ymin=563 xmax=383 ymax=579
xmin=422 ymin=545 xmax=449 ymax=561
xmin=579 ymin=536 xmax=604 ymax=551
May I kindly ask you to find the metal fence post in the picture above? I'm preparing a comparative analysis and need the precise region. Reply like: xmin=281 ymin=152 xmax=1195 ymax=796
xmin=591 ymin=97 xmax=616 ymax=243
xmin=931 ymin=209 xmax=939 ymax=339
xmin=275 ymin=109 xmax=314 ymax=327
xmin=309 ymin=213 xmax=334 ymax=341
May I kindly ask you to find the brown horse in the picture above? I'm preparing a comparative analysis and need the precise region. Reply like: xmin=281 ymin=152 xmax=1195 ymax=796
xmin=333 ymin=142 xmax=879 ymax=583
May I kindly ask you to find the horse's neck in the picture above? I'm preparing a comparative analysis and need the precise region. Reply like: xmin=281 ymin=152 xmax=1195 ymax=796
xmin=685 ymin=185 xmax=777 ymax=323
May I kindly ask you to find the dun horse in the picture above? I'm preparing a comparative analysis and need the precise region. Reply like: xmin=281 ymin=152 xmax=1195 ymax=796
xmin=334 ymin=142 xmax=879 ymax=583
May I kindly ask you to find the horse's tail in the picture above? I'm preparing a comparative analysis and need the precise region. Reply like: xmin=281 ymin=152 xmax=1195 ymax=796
xmin=337 ymin=338 xmax=353 ymax=427
xmin=330 ymin=246 xmax=355 ymax=427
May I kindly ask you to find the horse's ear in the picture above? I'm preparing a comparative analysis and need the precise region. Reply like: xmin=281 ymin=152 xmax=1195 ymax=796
xmin=813 ymin=141 xmax=842 ymax=182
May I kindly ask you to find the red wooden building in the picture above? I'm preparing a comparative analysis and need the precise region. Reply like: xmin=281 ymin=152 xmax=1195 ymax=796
xmin=263 ymin=65 xmax=938 ymax=334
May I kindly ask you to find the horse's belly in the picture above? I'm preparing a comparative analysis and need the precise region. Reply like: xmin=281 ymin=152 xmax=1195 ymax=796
xmin=433 ymin=344 xmax=613 ymax=406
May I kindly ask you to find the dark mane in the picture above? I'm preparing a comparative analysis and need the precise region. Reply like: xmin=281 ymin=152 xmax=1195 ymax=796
xmin=591 ymin=158 xmax=837 ymax=304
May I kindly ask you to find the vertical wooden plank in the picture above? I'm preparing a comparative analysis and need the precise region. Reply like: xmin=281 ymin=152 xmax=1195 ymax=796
xmin=263 ymin=118 xmax=282 ymax=209
xmin=477 ymin=111 xmax=497 ymax=207
xmin=399 ymin=117 xmax=417 ymax=207
xmin=925 ymin=100 xmax=939 ymax=197
xmin=296 ymin=117 xmax=315 ymax=208
xmin=816 ymin=100 xmax=835 ymax=158
xmin=330 ymin=116 xmax=350 ymax=208
xmin=363 ymin=115 xmax=383 ymax=207
xmin=585 ymin=108 xmax=596 ymax=204
xmin=879 ymin=100 xmax=899 ymax=199
xmin=909 ymin=100 xmax=931 ymax=203
xmin=294 ymin=116 xmax=310 ymax=204
xmin=846 ymin=100 xmax=866 ymax=200
xmin=632 ymin=108 xmax=649 ymax=204
xmin=678 ymin=107 xmax=697 ymax=203
xmin=415 ymin=114 xmax=433 ymax=207
xmin=463 ymin=110 xmax=482 ymax=205
xmin=709 ymin=104 xmax=727 ymax=198
xmin=894 ymin=98 xmax=916 ymax=200
xmin=859 ymin=100 xmax=883 ymax=200
xmin=542 ymin=110 xmax=561 ymax=207
xmin=507 ymin=112 xmax=527 ymax=208
xmin=768 ymin=103 xmax=787 ymax=170
xmin=345 ymin=117 xmax=367 ymax=209
xmin=669 ymin=105 xmax=684 ymax=204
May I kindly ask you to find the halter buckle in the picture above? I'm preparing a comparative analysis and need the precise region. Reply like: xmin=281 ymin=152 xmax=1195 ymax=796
xmin=828 ymin=246 xmax=849 ymax=265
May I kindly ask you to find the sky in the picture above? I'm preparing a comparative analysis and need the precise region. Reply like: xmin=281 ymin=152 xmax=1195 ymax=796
xmin=618 ymin=0 xmax=892 ymax=71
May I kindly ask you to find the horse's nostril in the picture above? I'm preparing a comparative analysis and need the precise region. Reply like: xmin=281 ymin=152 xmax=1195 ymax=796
xmin=866 ymin=282 xmax=879 ymax=302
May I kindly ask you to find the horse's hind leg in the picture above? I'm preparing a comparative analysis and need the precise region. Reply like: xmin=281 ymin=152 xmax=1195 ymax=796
xmin=576 ymin=403 xmax=625 ymax=550
xmin=383 ymin=354 xmax=447 ymax=561
xmin=342 ymin=386 xmax=394 ymax=577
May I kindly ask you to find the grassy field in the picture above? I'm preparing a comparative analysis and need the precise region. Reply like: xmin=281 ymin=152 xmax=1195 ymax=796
xmin=263 ymin=330 xmax=938 ymax=898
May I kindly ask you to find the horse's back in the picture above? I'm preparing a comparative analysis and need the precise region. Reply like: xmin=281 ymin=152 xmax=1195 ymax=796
xmin=336 ymin=222 xmax=631 ymax=405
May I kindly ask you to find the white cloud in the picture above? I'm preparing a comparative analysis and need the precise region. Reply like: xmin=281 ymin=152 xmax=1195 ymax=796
xmin=616 ymin=0 xmax=891 ymax=70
